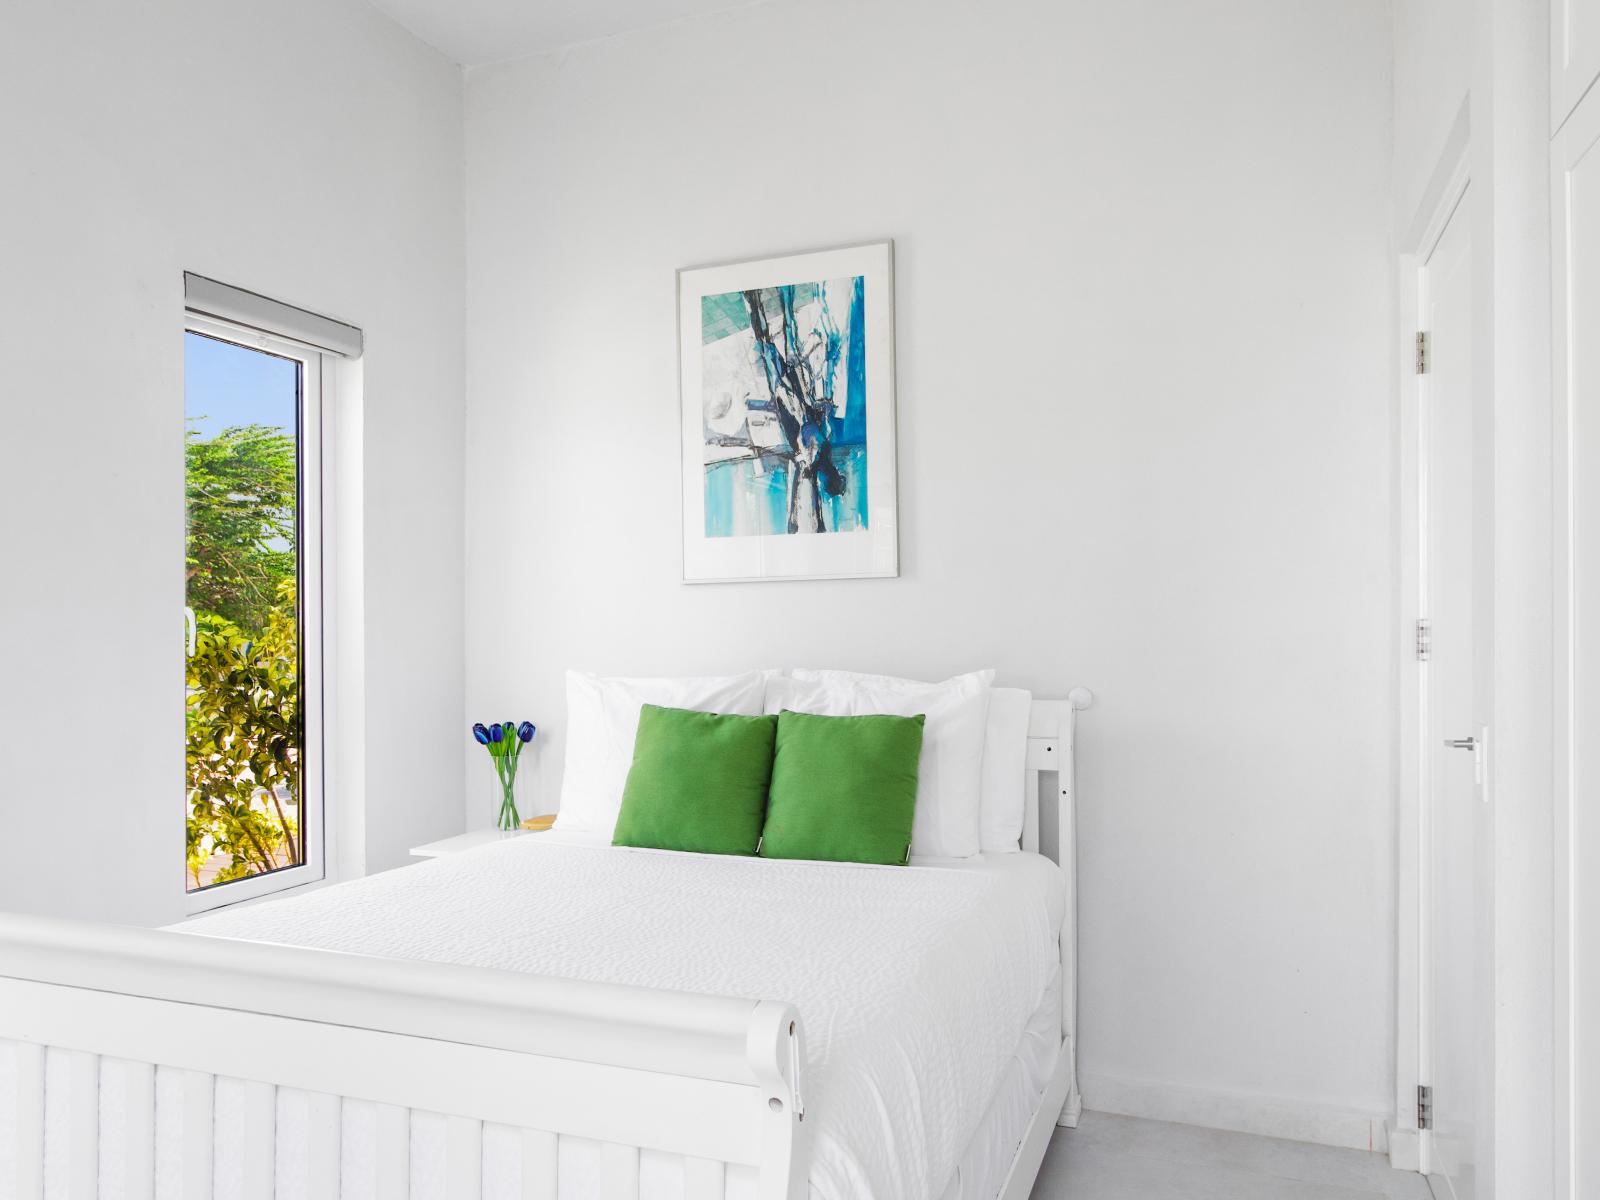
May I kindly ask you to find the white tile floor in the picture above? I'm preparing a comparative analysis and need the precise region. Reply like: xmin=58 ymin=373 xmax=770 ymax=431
xmin=1032 ymin=1112 xmax=1436 ymax=1199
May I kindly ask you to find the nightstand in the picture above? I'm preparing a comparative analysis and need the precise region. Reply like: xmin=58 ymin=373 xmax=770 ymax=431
xmin=409 ymin=829 xmax=527 ymax=858
xmin=409 ymin=815 xmax=556 ymax=859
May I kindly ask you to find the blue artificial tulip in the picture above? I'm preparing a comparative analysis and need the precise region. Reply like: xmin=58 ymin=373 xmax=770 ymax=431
xmin=488 ymin=723 xmax=504 ymax=743
xmin=517 ymin=721 xmax=536 ymax=743
xmin=472 ymin=723 xmax=490 ymax=745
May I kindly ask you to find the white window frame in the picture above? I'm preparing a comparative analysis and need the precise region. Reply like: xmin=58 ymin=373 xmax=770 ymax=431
xmin=184 ymin=313 xmax=328 ymax=914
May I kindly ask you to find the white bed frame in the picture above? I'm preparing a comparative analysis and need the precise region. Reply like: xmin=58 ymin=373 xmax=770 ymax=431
xmin=0 ymin=689 xmax=1091 ymax=1199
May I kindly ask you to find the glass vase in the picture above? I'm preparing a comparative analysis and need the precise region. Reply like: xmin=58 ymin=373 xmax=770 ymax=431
xmin=493 ymin=755 xmax=522 ymax=831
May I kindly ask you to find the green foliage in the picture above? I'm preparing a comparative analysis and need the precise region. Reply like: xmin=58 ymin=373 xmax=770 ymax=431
xmin=186 ymin=423 xmax=297 ymax=637
xmin=186 ymin=420 xmax=303 ymax=889
xmin=186 ymin=579 xmax=303 ymax=888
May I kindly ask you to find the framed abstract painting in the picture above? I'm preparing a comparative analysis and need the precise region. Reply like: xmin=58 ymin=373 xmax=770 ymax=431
xmin=678 ymin=240 xmax=898 ymax=583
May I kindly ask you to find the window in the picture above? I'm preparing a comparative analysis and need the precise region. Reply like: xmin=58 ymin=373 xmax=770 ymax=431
xmin=182 ymin=276 xmax=358 ymax=912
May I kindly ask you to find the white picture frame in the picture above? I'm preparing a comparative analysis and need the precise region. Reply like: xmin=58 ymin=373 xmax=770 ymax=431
xmin=678 ymin=240 xmax=898 ymax=583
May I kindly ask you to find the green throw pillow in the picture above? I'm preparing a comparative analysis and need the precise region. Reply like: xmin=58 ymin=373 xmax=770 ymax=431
xmin=759 ymin=709 xmax=925 ymax=865
xmin=612 ymin=704 xmax=778 ymax=855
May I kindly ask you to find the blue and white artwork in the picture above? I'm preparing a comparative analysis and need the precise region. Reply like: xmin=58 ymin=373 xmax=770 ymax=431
xmin=679 ymin=241 xmax=897 ymax=583
xmin=701 ymin=278 xmax=868 ymax=538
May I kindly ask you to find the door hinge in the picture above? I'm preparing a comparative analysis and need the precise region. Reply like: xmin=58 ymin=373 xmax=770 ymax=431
xmin=1416 ymin=618 xmax=1431 ymax=661
xmin=1417 ymin=1084 xmax=1433 ymax=1130
xmin=1416 ymin=331 xmax=1429 ymax=375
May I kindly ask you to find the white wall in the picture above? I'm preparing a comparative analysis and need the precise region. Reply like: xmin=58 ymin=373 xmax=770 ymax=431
xmin=1393 ymin=0 xmax=1472 ymax=231
xmin=0 ymin=0 xmax=466 ymax=926
xmin=465 ymin=0 xmax=1397 ymax=1142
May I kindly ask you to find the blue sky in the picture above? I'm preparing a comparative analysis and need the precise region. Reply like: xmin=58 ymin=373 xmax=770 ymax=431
xmin=185 ymin=331 xmax=298 ymax=438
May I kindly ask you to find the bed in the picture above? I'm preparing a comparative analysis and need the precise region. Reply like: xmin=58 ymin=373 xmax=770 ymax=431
xmin=0 ymin=690 xmax=1089 ymax=1199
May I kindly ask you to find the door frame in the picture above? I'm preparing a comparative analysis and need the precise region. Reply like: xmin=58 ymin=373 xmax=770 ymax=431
xmin=1393 ymin=136 xmax=1472 ymax=1177
xmin=1551 ymin=80 xmax=1600 ymax=1200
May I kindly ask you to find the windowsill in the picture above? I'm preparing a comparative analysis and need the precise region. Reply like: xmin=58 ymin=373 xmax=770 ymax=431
xmin=182 ymin=861 xmax=328 ymax=918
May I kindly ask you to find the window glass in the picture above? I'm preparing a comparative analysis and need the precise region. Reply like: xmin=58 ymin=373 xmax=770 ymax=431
xmin=184 ymin=330 xmax=307 ymax=892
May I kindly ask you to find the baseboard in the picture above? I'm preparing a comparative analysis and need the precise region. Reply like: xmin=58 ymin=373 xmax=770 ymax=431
xmin=1387 ymin=1124 xmax=1423 ymax=1171
xmin=1079 ymin=1072 xmax=1391 ymax=1154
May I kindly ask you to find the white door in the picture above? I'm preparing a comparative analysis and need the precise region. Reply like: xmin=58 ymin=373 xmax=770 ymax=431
xmin=1418 ymin=195 xmax=1486 ymax=1200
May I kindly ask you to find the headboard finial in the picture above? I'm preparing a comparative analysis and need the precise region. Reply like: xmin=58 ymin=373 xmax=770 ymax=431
xmin=1068 ymin=687 xmax=1094 ymax=711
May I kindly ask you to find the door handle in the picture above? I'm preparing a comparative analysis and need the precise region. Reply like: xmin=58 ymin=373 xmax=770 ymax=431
xmin=1443 ymin=732 xmax=1489 ymax=795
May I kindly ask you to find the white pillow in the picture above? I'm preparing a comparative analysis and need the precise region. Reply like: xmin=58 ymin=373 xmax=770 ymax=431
xmin=979 ymin=687 xmax=1033 ymax=851
xmin=769 ymin=668 xmax=994 ymax=859
xmin=555 ymin=669 xmax=770 ymax=837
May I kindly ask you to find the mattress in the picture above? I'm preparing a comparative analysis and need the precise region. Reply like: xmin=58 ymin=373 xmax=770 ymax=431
xmin=181 ymin=838 xmax=1065 ymax=1200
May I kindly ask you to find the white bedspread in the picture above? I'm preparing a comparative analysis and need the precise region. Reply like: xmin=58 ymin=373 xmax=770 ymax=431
xmin=182 ymin=839 xmax=1064 ymax=1200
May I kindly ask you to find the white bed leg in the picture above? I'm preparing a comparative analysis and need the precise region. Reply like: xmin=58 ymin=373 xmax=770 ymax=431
xmin=997 ymin=1035 xmax=1078 ymax=1200
xmin=1056 ymin=1033 xmax=1082 ymax=1128
xmin=1057 ymin=1093 xmax=1083 ymax=1128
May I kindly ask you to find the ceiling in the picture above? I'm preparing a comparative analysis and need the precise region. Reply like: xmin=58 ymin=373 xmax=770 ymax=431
xmin=367 ymin=0 xmax=761 ymax=65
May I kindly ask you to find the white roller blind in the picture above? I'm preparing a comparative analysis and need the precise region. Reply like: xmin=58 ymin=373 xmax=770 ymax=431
xmin=183 ymin=273 xmax=363 ymax=358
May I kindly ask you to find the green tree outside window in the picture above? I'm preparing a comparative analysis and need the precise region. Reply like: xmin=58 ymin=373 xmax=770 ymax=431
xmin=185 ymin=423 xmax=303 ymax=889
